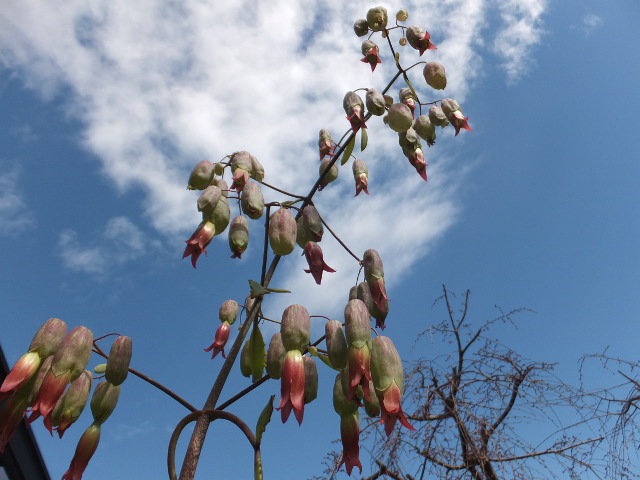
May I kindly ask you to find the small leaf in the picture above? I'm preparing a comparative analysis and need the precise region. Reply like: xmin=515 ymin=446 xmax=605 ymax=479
xmin=360 ymin=128 xmax=368 ymax=152
xmin=249 ymin=324 xmax=266 ymax=383
xmin=265 ymin=287 xmax=291 ymax=294
xmin=94 ymin=363 xmax=107 ymax=374
xmin=341 ymin=135 xmax=356 ymax=166
xmin=249 ymin=280 xmax=270 ymax=298
xmin=255 ymin=395 xmax=275 ymax=444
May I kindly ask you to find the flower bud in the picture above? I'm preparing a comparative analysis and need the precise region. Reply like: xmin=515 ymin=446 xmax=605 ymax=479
xmin=105 ymin=336 xmax=132 ymax=386
xmin=353 ymin=18 xmax=369 ymax=37
xmin=296 ymin=205 xmax=323 ymax=248
xmin=304 ymin=242 xmax=336 ymax=285
xmin=51 ymin=327 xmax=94 ymax=381
xmin=413 ymin=114 xmax=436 ymax=146
xmin=268 ymin=208 xmax=297 ymax=256
xmin=429 ymin=105 xmax=450 ymax=127
xmin=183 ymin=220 xmax=216 ymax=268
xmin=365 ymin=89 xmax=386 ymax=116
xmin=280 ymin=305 xmax=311 ymax=352
xmin=29 ymin=318 xmax=69 ymax=359
xmin=204 ymin=321 xmax=231 ymax=359
xmin=360 ymin=40 xmax=382 ymax=72
xmin=366 ymin=6 xmax=388 ymax=32
xmin=363 ymin=249 xmax=389 ymax=314
xmin=423 ymin=61 xmax=447 ymax=90
xmin=396 ymin=9 xmax=409 ymax=22
xmin=90 ymin=381 xmax=121 ymax=425
xmin=206 ymin=195 xmax=231 ymax=234
xmin=332 ymin=373 xmax=358 ymax=416
xmin=50 ymin=370 xmax=92 ymax=438
xmin=363 ymin=379 xmax=380 ymax=417
xmin=219 ymin=300 xmax=240 ymax=325
xmin=352 ymin=159 xmax=369 ymax=196
xmin=343 ymin=91 xmax=366 ymax=132
xmin=399 ymin=87 xmax=416 ymax=114
xmin=197 ymin=185 xmax=222 ymax=217
xmin=398 ymin=127 xmax=421 ymax=155
xmin=344 ymin=299 xmax=372 ymax=347
xmin=266 ymin=333 xmax=285 ymax=379
xmin=325 ymin=320 xmax=348 ymax=370
xmin=187 ymin=161 xmax=214 ymax=190
xmin=387 ymin=103 xmax=413 ymax=132
xmin=318 ymin=129 xmax=334 ymax=160
xmin=355 ymin=281 xmax=389 ymax=329
xmin=229 ymin=215 xmax=249 ymax=259
xmin=213 ymin=162 xmax=225 ymax=176
xmin=211 ymin=178 xmax=230 ymax=197
xmin=303 ymin=356 xmax=318 ymax=404
xmin=406 ymin=26 xmax=437 ymax=55
xmin=449 ymin=110 xmax=472 ymax=136
xmin=240 ymin=181 xmax=264 ymax=220
xmin=250 ymin=153 xmax=265 ymax=182
xmin=440 ymin=98 xmax=461 ymax=118
xmin=318 ymin=158 xmax=339 ymax=191
xmin=62 ymin=422 xmax=101 ymax=480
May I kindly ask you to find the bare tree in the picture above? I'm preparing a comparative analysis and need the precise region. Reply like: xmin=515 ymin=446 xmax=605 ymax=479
xmin=316 ymin=286 xmax=619 ymax=480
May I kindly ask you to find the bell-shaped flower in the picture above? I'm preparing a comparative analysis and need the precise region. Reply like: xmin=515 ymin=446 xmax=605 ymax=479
xmin=304 ymin=242 xmax=336 ymax=285
xmin=413 ymin=114 xmax=436 ymax=146
xmin=325 ymin=320 xmax=348 ymax=370
xmin=196 ymin=185 xmax=222 ymax=217
xmin=182 ymin=221 xmax=215 ymax=268
xmin=204 ymin=321 xmax=231 ymax=359
xmin=351 ymin=281 xmax=389 ymax=329
xmin=370 ymin=336 xmax=415 ymax=436
xmin=406 ymin=25 xmax=437 ymax=55
xmin=363 ymin=250 xmax=390 ymax=313
xmin=423 ymin=61 xmax=447 ymax=90
xmin=249 ymin=153 xmax=265 ymax=182
xmin=0 ymin=386 xmax=31 ymax=452
xmin=339 ymin=413 xmax=362 ymax=476
xmin=429 ymin=105 xmax=450 ymax=128
xmin=51 ymin=370 xmax=92 ymax=438
xmin=207 ymin=195 xmax=231 ymax=236
xmin=344 ymin=299 xmax=373 ymax=401
xmin=230 ymin=167 xmax=250 ymax=192
xmin=399 ymin=88 xmax=417 ymax=115
xmin=405 ymin=147 xmax=428 ymax=181
xmin=360 ymin=40 xmax=382 ymax=72
xmin=269 ymin=208 xmax=297 ymax=256
xmin=450 ymin=110 xmax=473 ymax=136
xmin=352 ymin=159 xmax=369 ymax=196
xmin=318 ymin=129 xmax=334 ymax=160
xmin=303 ymin=356 xmax=318 ymax=404
xmin=62 ymin=422 xmax=101 ymax=480
xmin=343 ymin=91 xmax=366 ymax=132
xmin=240 ymin=181 xmax=264 ymax=219
xmin=277 ymin=350 xmax=306 ymax=425
xmin=296 ymin=205 xmax=324 ymax=248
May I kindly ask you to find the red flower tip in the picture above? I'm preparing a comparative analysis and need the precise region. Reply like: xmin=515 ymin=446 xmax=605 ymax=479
xmin=204 ymin=322 xmax=231 ymax=359
xmin=339 ymin=414 xmax=362 ymax=476
xmin=183 ymin=221 xmax=215 ymax=268
xmin=378 ymin=382 xmax=415 ymax=437
xmin=451 ymin=111 xmax=472 ymax=136
xmin=303 ymin=242 xmax=336 ymax=285
xmin=29 ymin=369 xmax=72 ymax=432
xmin=277 ymin=351 xmax=306 ymax=425
xmin=348 ymin=345 xmax=373 ymax=402
xmin=0 ymin=352 xmax=40 ymax=402
xmin=360 ymin=46 xmax=382 ymax=72
xmin=62 ymin=423 xmax=101 ymax=480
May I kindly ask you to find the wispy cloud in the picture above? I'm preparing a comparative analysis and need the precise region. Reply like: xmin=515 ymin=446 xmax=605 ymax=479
xmin=1 ymin=0 xmax=547 ymax=295
xmin=571 ymin=13 xmax=603 ymax=37
xmin=58 ymin=216 xmax=160 ymax=276
xmin=0 ymin=166 xmax=36 ymax=235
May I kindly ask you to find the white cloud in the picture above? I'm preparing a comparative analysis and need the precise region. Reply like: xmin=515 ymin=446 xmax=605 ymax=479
xmin=58 ymin=216 xmax=160 ymax=276
xmin=0 ymin=167 xmax=36 ymax=235
xmin=1 ymin=0 xmax=546 ymax=292
xmin=571 ymin=13 xmax=602 ymax=37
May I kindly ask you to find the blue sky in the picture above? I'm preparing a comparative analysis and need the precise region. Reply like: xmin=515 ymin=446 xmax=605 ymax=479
xmin=1 ymin=0 xmax=639 ymax=479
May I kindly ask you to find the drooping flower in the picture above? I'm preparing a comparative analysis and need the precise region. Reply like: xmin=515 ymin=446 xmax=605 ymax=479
xmin=370 ymin=336 xmax=415 ymax=437
xmin=228 ymin=215 xmax=249 ymax=259
xmin=343 ymin=91 xmax=366 ymax=133
xmin=318 ymin=129 xmax=335 ymax=160
xmin=277 ymin=350 xmax=306 ymax=425
xmin=204 ymin=321 xmax=231 ymax=359
xmin=0 ymin=352 xmax=40 ymax=402
xmin=352 ymin=159 xmax=369 ymax=196
xmin=0 ymin=388 xmax=31 ymax=452
xmin=423 ymin=61 xmax=447 ymax=90
xmin=105 ymin=336 xmax=133 ymax=387
xmin=344 ymin=299 xmax=373 ymax=402
xmin=269 ymin=208 xmax=297 ymax=256
xmin=51 ymin=370 xmax=92 ymax=438
xmin=303 ymin=242 xmax=336 ymax=285
xmin=182 ymin=221 xmax=215 ymax=268
xmin=347 ymin=343 xmax=373 ymax=402
xmin=363 ymin=250 xmax=390 ymax=313
xmin=360 ymin=40 xmax=382 ymax=72
xmin=406 ymin=147 xmax=428 ymax=181
xmin=62 ymin=422 xmax=101 ymax=480
xmin=406 ymin=26 xmax=437 ymax=55
xmin=339 ymin=413 xmax=362 ymax=476
xmin=450 ymin=110 xmax=473 ymax=136
xmin=296 ymin=205 xmax=323 ymax=248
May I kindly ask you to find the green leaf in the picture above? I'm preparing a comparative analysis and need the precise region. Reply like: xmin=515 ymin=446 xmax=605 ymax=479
xmin=249 ymin=280 xmax=269 ymax=298
xmin=255 ymin=395 xmax=275 ymax=444
xmin=341 ymin=134 xmax=356 ymax=166
xmin=360 ymin=128 xmax=368 ymax=152
xmin=264 ymin=287 xmax=291 ymax=294
xmin=249 ymin=324 xmax=266 ymax=383
xmin=94 ymin=363 xmax=107 ymax=374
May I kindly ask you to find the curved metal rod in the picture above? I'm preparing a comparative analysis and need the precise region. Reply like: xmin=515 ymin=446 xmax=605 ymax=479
xmin=168 ymin=409 xmax=258 ymax=480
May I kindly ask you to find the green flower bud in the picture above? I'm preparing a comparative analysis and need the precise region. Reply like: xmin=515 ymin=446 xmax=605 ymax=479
xmin=266 ymin=333 xmax=285 ymax=379
xmin=370 ymin=336 xmax=404 ymax=393
xmin=213 ymin=162 xmax=225 ymax=176
xmin=240 ymin=337 xmax=252 ymax=378
xmin=52 ymin=326 xmax=94 ymax=381
xmin=363 ymin=379 xmax=380 ymax=417
xmin=187 ymin=161 xmax=214 ymax=190
xmin=230 ymin=151 xmax=253 ymax=172
xmin=325 ymin=320 xmax=348 ymax=370
xmin=51 ymin=369 xmax=92 ymax=437
xmin=396 ymin=9 xmax=409 ymax=22
xmin=296 ymin=205 xmax=323 ymax=248
xmin=353 ymin=18 xmax=369 ymax=37
xmin=250 ymin=154 xmax=265 ymax=182
xmin=343 ymin=91 xmax=364 ymax=117
xmin=197 ymin=185 xmax=222 ymax=216
xmin=333 ymin=373 xmax=358 ymax=416
xmin=94 ymin=364 xmax=107 ymax=374
xmin=280 ymin=305 xmax=311 ymax=352
xmin=440 ymin=98 xmax=461 ymax=118
xmin=387 ymin=103 xmax=413 ymax=133
xmin=399 ymin=37 xmax=407 ymax=46
xmin=318 ymin=158 xmax=339 ymax=191
xmin=29 ymin=318 xmax=69 ymax=359
xmin=269 ymin=208 xmax=297 ymax=256
xmin=355 ymin=281 xmax=388 ymax=329
xmin=206 ymin=195 xmax=231 ymax=234
xmin=105 ymin=336 xmax=133 ymax=386
xmin=303 ymin=356 xmax=318 ymax=404
xmin=90 ymin=381 xmax=121 ymax=425
xmin=423 ymin=61 xmax=447 ymax=90
xmin=211 ymin=178 xmax=230 ymax=197
xmin=229 ymin=215 xmax=249 ymax=259
xmin=399 ymin=128 xmax=421 ymax=155
xmin=429 ymin=105 xmax=450 ymax=128
xmin=413 ymin=114 xmax=436 ymax=146
xmin=344 ymin=299 xmax=371 ymax=348
xmin=240 ymin=181 xmax=264 ymax=220
xmin=219 ymin=300 xmax=240 ymax=325
xmin=365 ymin=89 xmax=386 ymax=116
xmin=366 ymin=6 xmax=388 ymax=32
xmin=318 ymin=129 xmax=334 ymax=160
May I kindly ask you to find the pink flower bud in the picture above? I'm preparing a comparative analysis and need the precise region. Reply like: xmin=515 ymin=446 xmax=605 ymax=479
xmin=303 ymin=242 xmax=336 ymax=285
xmin=360 ymin=40 xmax=382 ymax=72
xmin=423 ymin=61 xmax=447 ymax=90
xmin=354 ymin=281 xmax=389 ymax=329
xmin=219 ymin=300 xmax=240 ymax=325
xmin=240 ymin=181 xmax=264 ymax=219
xmin=105 ymin=336 xmax=132 ymax=386
xmin=204 ymin=321 xmax=231 ymax=359
xmin=406 ymin=26 xmax=437 ymax=55
xmin=269 ymin=208 xmax=297 ymax=256
xmin=405 ymin=147 xmax=428 ymax=181
xmin=387 ymin=103 xmax=413 ymax=132
xmin=229 ymin=215 xmax=249 ymax=259
xmin=399 ymin=88 xmax=416 ymax=114
xmin=280 ymin=305 xmax=311 ymax=352
xmin=343 ymin=91 xmax=366 ymax=132
xmin=366 ymin=6 xmax=388 ymax=32
xmin=339 ymin=413 xmax=362 ymax=476
xmin=266 ymin=333 xmax=285 ymax=379
xmin=277 ymin=350 xmax=306 ymax=424
xmin=352 ymin=159 xmax=369 ymax=196
xmin=187 ymin=161 xmax=214 ymax=190
xmin=182 ymin=220 xmax=215 ymax=268
xmin=318 ymin=129 xmax=334 ymax=160
xmin=325 ymin=320 xmax=348 ymax=370
xmin=29 ymin=317 xmax=69 ymax=359
xmin=450 ymin=110 xmax=473 ymax=136
xmin=0 ymin=352 xmax=40 ymax=402
xmin=211 ymin=178 xmax=230 ymax=197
